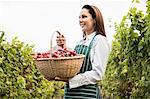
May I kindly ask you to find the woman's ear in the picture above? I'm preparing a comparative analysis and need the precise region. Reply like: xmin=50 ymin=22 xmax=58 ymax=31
xmin=93 ymin=19 xmax=96 ymax=27
xmin=94 ymin=19 xmax=96 ymax=24
xmin=93 ymin=19 xmax=96 ymax=31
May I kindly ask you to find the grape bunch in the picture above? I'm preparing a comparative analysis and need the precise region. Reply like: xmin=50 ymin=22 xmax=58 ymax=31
xmin=32 ymin=48 xmax=77 ymax=59
xmin=52 ymin=48 xmax=77 ymax=58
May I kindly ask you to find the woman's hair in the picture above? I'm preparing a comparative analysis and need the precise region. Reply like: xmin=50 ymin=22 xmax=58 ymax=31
xmin=82 ymin=5 xmax=106 ymax=37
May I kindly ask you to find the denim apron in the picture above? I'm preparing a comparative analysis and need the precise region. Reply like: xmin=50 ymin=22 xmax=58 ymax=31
xmin=64 ymin=34 xmax=102 ymax=99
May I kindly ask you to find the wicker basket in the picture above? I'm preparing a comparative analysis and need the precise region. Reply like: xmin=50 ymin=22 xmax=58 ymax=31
xmin=34 ymin=31 xmax=85 ymax=80
xmin=34 ymin=54 xmax=85 ymax=80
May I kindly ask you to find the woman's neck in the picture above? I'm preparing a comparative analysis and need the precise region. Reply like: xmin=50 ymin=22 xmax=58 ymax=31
xmin=85 ymin=30 xmax=95 ymax=36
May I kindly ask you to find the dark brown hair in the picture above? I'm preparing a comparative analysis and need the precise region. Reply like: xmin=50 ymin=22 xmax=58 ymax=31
xmin=82 ymin=5 xmax=106 ymax=37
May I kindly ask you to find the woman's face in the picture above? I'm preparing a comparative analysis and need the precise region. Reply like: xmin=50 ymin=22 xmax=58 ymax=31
xmin=79 ymin=8 xmax=95 ymax=34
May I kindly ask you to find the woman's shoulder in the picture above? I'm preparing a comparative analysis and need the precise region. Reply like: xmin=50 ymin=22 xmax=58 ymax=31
xmin=94 ymin=34 xmax=108 ymax=42
xmin=93 ymin=34 xmax=111 ymax=49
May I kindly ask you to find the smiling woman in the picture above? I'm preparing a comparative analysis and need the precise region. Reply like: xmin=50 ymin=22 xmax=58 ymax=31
xmin=54 ymin=4 xmax=110 ymax=99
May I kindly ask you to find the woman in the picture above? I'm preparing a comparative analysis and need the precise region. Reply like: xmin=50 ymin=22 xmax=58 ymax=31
xmin=56 ymin=4 xmax=110 ymax=99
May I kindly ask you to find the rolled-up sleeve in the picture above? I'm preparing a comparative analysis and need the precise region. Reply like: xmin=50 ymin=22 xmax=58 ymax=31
xmin=69 ymin=35 xmax=110 ymax=89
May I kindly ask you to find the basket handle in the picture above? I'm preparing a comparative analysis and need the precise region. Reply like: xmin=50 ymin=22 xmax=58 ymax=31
xmin=50 ymin=31 xmax=62 ymax=56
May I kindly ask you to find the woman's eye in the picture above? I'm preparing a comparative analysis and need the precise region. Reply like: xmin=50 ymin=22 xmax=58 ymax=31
xmin=79 ymin=15 xmax=87 ymax=19
xmin=82 ymin=15 xmax=87 ymax=18
xmin=79 ymin=15 xmax=88 ymax=19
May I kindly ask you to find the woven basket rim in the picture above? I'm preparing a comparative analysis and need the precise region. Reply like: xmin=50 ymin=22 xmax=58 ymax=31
xmin=34 ymin=54 xmax=85 ymax=61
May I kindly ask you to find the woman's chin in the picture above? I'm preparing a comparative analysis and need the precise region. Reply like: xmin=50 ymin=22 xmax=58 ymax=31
xmin=81 ymin=28 xmax=86 ymax=32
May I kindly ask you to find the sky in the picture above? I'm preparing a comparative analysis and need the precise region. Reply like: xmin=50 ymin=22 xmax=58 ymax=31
xmin=0 ymin=0 xmax=147 ymax=52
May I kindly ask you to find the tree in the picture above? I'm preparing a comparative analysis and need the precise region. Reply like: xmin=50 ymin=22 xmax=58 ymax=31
xmin=0 ymin=31 xmax=64 ymax=99
xmin=101 ymin=0 xmax=150 ymax=98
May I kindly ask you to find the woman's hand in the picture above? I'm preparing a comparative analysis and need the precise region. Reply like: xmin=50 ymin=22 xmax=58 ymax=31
xmin=46 ymin=77 xmax=69 ymax=82
xmin=54 ymin=77 xmax=69 ymax=82
xmin=56 ymin=34 xmax=66 ymax=49
xmin=46 ymin=77 xmax=55 ymax=81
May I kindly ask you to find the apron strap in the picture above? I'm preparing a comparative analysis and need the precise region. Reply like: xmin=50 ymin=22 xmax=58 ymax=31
xmin=86 ymin=34 xmax=97 ymax=55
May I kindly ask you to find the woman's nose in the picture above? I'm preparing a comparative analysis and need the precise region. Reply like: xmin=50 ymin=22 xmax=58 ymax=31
xmin=79 ymin=17 xmax=83 ymax=22
xmin=79 ymin=18 xmax=83 ymax=25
